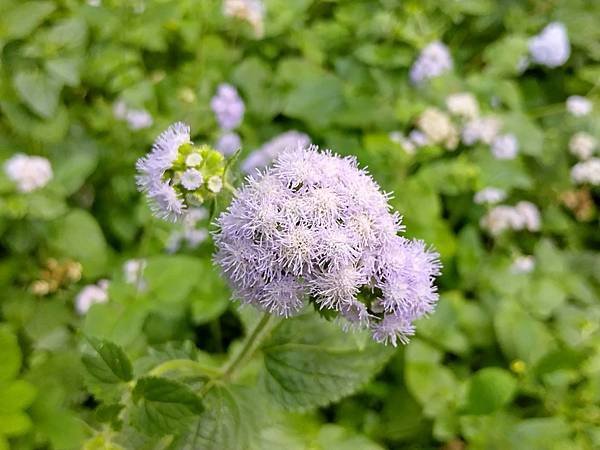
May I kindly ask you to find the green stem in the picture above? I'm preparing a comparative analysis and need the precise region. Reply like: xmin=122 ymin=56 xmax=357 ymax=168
xmin=221 ymin=312 xmax=274 ymax=380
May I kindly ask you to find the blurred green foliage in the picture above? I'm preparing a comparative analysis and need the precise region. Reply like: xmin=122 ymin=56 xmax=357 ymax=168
xmin=0 ymin=0 xmax=599 ymax=449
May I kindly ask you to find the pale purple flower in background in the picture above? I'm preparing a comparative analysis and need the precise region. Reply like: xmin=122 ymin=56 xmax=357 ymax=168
xmin=474 ymin=187 xmax=507 ymax=205
xmin=214 ymin=145 xmax=441 ymax=345
xmin=416 ymin=108 xmax=458 ymax=150
xmin=125 ymin=109 xmax=153 ymax=130
xmin=123 ymin=259 xmax=147 ymax=292
xmin=75 ymin=280 xmax=109 ymax=315
xmin=136 ymin=122 xmax=191 ymax=222
xmin=491 ymin=133 xmax=519 ymax=160
xmin=4 ymin=153 xmax=53 ymax=193
xmin=211 ymin=84 xmax=245 ymax=131
xmin=571 ymin=158 xmax=600 ymax=185
xmin=408 ymin=130 xmax=429 ymax=147
xmin=113 ymin=100 xmax=153 ymax=130
xmin=389 ymin=131 xmax=416 ymax=154
xmin=569 ymin=132 xmax=597 ymax=160
xmin=410 ymin=41 xmax=453 ymax=84
xmin=462 ymin=117 xmax=502 ymax=145
xmin=529 ymin=22 xmax=570 ymax=68
xmin=566 ymin=96 xmax=592 ymax=117
xmin=511 ymin=255 xmax=535 ymax=274
xmin=166 ymin=207 xmax=209 ymax=253
xmin=242 ymin=130 xmax=311 ymax=173
xmin=216 ymin=132 xmax=241 ymax=156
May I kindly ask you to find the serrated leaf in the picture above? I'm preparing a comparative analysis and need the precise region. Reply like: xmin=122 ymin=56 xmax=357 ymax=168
xmin=82 ymin=337 xmax=133 ymax=383
xmin=130 ymin=377 xmax=204 ymax=436
xmin=169 ymin=385 xmax=258 ymax=450
xmin=261 ymin=314 xmax=393 ymax=411
xmin=464 ymin=368 xmax=516 ymax=415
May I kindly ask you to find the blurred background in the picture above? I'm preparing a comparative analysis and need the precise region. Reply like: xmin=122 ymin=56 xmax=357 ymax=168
xmin=0 ymin=0 xmax=599 ymax=449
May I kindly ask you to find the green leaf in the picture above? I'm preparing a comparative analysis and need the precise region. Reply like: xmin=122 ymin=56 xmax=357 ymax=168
xmin=261 ymin=314 xmax=393 ymax=411
xmin=130 ymin=377 xmax=204 ymax=436
xmin=12 ymin=70 xmax=62 ymax=118
xmin=283 ymin=74 xmax=344 ymax=128
xmin=82 ymin=337 xmax=133 ymax=383
xmin=0 ymin=380 xmax=36 ymax=413
xmin=0 ymin=1 xmax=55 ymax=40
xmin=45 ymin=57 xmax=82 ymax=87
xmin=48 ymin=209 xmax=108 ymax=277
xmin=170 ymin=386 xmax=256 ymax=450
xmin=0 ymin=412 xmax=32 ymax=436
xmin=144 ymin=256 xmax=205 ymax=305
xmin=0 ymin=326 xmax=21 ymax=382
xmin=494 ymin=299 xmax=556 ymax=365
xmin=464 ymin=368 xmax=517 ymax=415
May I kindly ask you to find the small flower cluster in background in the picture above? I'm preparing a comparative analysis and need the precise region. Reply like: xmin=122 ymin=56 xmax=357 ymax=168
xmin=166 ymin=207 xmax=209 ymax=253
xmin=212 ymin=84 xmax=245 ymax=157
xmin=480 ymin=201 xmax=541 ymax=236
xmin=4 ymin=153 xmax=53 ymax=193
xmin=113 ymin=100 xmax=153 ymax=130
xmin=410 ymin=41 xmax=453 ymax=84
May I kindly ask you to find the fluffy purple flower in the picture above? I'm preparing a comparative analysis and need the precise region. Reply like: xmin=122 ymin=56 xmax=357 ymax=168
xmin=211 ymin=84 xmax=245 ymax=131
xmin=214 ymin=145 xmax=441 ymax=345
xmin=216 ymin=131 xmax=242 ymax=156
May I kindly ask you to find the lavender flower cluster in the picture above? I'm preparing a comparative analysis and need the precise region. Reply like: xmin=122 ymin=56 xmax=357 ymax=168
xmin=211 ymin=84 xmax=245 ymax=157
xmin=242 ymin=130 xmax=311 ymax=173
xmin=214 ymin=145 xmax=441 ymax=346
xmin=410 ymin=41 xmax=453 ymax=84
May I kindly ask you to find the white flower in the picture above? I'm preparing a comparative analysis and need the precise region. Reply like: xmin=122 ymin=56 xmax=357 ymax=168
xmin=529 ymin=22 xmax=570 ymax=68
xmin=511 ymin=255 xmax=535 ymax=274
xmin=223 ymin=0 xmax=265 ymax=37
xmin=569 ymin=132 xmax=597 ymax=160
xmin=462 ymin=117 xmax=502 ymax=145
xmin=491 ymin=133 xmax=519 ymax=160
xmin=446 ymin=92 xmax=479 ymax=120
xmin=515 ymin=201 xmax=541 ymax=232
xmin=480 ymin=201 xmax=541 ymax=235
xmin=571 ymin=158 xmax=600 ymax=185
xmin=416 ymin=108 xmax=458 ymax=150
xmin=87 ymin=0 xmax=101 ymax=7
xmin=566 ymin=96 xmax=592 ymax=117
xmin=185 ymin=153 xmax=203 ymax=167
xmin=4 ymin=153 xmax=53 ymax=193
xmin=410 ymin=41 xmax=453 ymax=84
xmin=474 ymin=187 xmax=507 ymax=205
xmin=181 ymin=169 xmax=204 ymax=190
xmin=208 ymin=175 xmax=223 ymax=193
xmin=480 ymin=206 xmax=523 ymax=236
xmin=75 ymin=280 xmax=109 ymax=315
xmin=216 ymin=132 xmax=241 ymax=156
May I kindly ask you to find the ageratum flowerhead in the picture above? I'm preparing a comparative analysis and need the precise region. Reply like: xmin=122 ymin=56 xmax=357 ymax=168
xmin=136 ymin=122 xmax=226 ymax=222
xmin=214 ymin=145 xmax=441 ymax=346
